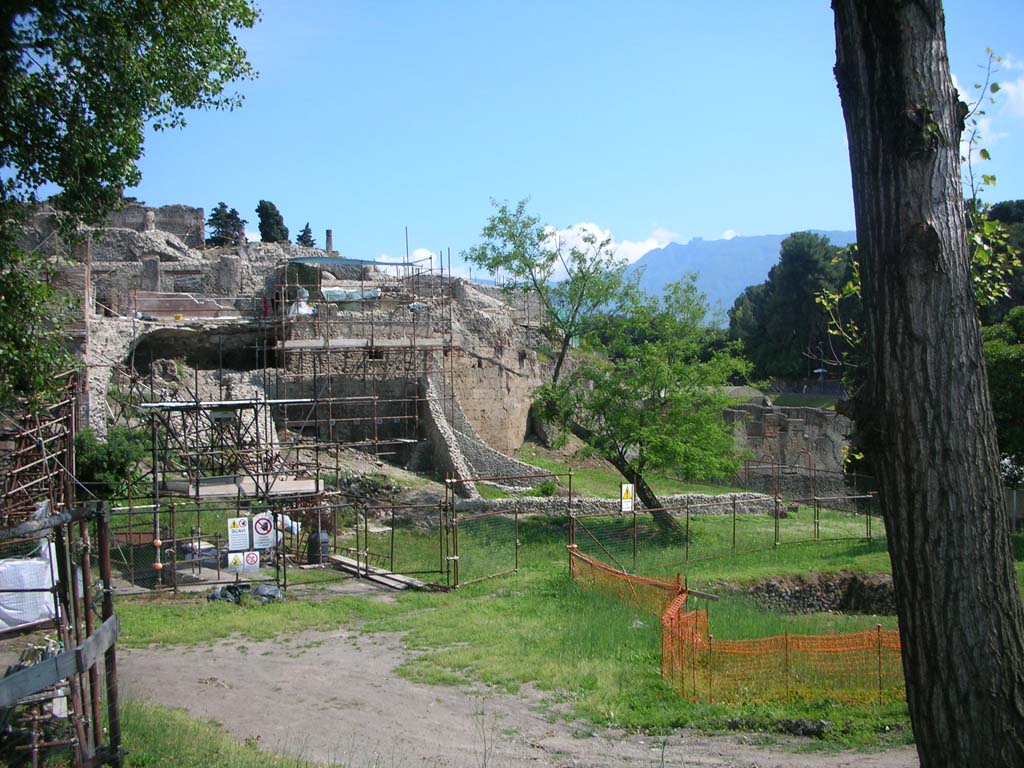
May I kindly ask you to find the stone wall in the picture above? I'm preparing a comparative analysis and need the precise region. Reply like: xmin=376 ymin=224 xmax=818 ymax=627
xmin=454 ymin=491 xmax=775 ymax=518
xmin=419 ymin=377 xmax=479 ymax=499
xmin=107 ymin=203 xmax=205 ymax=247
xmin=448 ymin=280 xmax=547 ymax=455
xmin=725 ymin=404 xmax=852 ymax=473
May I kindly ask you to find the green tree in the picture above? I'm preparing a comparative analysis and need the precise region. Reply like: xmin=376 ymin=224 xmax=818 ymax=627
xmin=296 ymin=222 xmax=316 ymax=248
xmin=464 ymin=199 xmax=631 ymax=383
xmin=979 ymin=199 xmax=1024 ymax=324
xmin=982 ymin=306 xmax=1024 ymax=475
xmin=0 ymin=221 xmax=75 ymax=410
xmin=74 ymin=426 xmax=149 ymax=500
xmin=0 ymin=1 xmax=258 ymax=225
xmin=833 ymin=2 xmax=1024 ymax=763
xmin=206 ymin=202 xmax=247 ymax=246
xmin=256 ymin=199 xmax=289 ymax=243
xmin=541 ymin=278 xmax=748 ymax=529
xmin=0 ymin=1 xmax=258 ymax=406
xmin=728 ymin=232 xmax=844 ymax=379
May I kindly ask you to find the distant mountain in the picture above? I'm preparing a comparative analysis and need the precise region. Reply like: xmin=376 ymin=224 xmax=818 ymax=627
xmin=627 ymin=230 xmax=857 ymax=319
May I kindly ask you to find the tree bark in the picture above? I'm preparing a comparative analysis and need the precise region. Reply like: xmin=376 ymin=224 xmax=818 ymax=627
xmin=833 ymin=3 xmax=1024 ymax=765
xmin=568 ymin=420 xmax=680 ymax=532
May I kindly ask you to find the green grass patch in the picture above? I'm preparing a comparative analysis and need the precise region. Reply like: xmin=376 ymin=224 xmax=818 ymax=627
xmin=514 ymin=449 xmax=740 ymax=498
xmin=121 ymin=700 xmax=332 ymax=767
xmin=117 ymin=592 xmax=396 ymax=648
xmin=118 ymin=514 xmax=910 ymax=749
xmin=476 ymin=483 xmax=511 ymax=499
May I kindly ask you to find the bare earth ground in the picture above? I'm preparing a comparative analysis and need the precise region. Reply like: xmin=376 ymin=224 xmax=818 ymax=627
xmin=119 ymin=626 xmax=919 ymax=768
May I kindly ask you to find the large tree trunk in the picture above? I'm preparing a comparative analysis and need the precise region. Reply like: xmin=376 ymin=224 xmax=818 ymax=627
xmin=833 ymin=3 xmax=1024 ymax=765
xmin=568 ymin=420 xmax=680 ymax=532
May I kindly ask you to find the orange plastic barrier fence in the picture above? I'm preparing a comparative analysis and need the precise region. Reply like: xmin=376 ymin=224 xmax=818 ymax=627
xmin=569 ymin=546 xmax=682 ymax=617
xmin=661 ymin=598 xmax=905 ymax=705
xmin=570 ymin=546 xmax=906 ymax=705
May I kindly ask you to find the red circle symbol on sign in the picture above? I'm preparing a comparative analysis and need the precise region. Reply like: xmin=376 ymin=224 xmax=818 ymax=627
xmin=244 ymin=552 xmax=259 ymax=566
xmin=254 ymin=517 xmax=273 ymax=536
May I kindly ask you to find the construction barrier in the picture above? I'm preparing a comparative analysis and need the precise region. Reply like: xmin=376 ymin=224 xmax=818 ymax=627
xmin=569 ymin=546 xmax=906 ymax=705
xmin=569 ymin=546 xmax=681 ymax=617
xmin=661 ymin=598 xmax=904 ymax=705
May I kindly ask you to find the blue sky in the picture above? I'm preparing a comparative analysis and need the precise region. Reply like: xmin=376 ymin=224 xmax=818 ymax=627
xmin=128 ymin=1 xmax=1024 ymax=274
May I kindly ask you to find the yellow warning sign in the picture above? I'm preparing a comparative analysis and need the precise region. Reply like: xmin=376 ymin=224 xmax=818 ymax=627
xmin=227 ymin=552 xmax=244 ymax=571
xmin=620 ymin=483 xmax=635 ymax=513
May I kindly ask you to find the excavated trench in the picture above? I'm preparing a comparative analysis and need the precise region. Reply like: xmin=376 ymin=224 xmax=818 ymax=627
xmin=746 ymin=571 xmax=896 ymax=615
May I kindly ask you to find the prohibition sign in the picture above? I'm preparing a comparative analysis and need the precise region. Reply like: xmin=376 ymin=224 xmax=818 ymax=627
xmin=244 ymin=551 xmax=260 ymax=567
xmin=254 ymin=517 xmax=273 ymax=537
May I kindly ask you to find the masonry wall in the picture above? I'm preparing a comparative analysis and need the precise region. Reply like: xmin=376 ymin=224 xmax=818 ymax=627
xmin=725 ymin=404 xmax=852 ymax=473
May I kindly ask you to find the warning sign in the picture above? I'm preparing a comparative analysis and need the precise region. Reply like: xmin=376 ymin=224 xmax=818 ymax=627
xmin=252 ymin=513 xmax=275 ymax=549
xmin=620 ymin=483 xmax=635 ymax=513
xmin=227 ymin=517 xmax=250 ymax=551
xmin=226 ymin=550 xmax=260 ymax=572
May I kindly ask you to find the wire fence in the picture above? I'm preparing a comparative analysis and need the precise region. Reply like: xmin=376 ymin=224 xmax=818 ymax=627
xmin=568 ymin=499 xmax=905 ymax=706
xmin=570 ymin=493 xmax=880 ymax=576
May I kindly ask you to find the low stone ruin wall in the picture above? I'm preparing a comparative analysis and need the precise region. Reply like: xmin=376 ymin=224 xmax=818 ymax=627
xmin=454 ymin=492 xmax=775 ymax=518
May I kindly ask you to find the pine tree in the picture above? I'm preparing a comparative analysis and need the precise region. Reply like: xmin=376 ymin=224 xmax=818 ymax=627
xmin=206 ymin=202 xmax=247 ymax=246
xmin=296 ymin=222 xmax=316 ymax=248
xmin=256 ymin=199 xmax=289 ymax=243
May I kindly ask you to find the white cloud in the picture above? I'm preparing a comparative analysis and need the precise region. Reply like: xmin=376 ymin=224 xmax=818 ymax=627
xmin=721 ymin=229 xmax=740 ymax=240
xmin=548 ymin=222 xmax=678 ymax=269
xmin=244 ymin=229 xmax=260 ymax=243
xmin=1000 ymin=72 xmax=1024 ymax=118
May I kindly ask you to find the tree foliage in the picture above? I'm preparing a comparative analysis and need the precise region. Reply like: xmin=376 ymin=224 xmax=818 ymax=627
xmin=728 ymin=232 xmax=850 ymax=379
xmin=464 ymin=199 xmax=632 ymax=382
xmin=982 ymin=306 xmax=1024 ymax=478
xmin=74 ymin=426 xmax=149 ymax=500
xmin=539 ymin=278 xmax=748 ymax=523
xmin=295 ymin=222 xmax=316 ymax=248
xmin=0 ymin=1 xmax=258 ymax=407
xmin=0 ymin=219 xmax=75 ymax=410
xmin=256 ymin=199 xmax=289 ymax=243
xmin=206 ymin=202 xmax=247 ymax=247
xmin=0 ymin=0 xmax=259 ymax=224
xmin=978 ymin=199 xmax=1024 ymax=324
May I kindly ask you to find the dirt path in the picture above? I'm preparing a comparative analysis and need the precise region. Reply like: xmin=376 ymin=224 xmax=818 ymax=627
xmin=119 ymin=629 xmax=919 ymax=768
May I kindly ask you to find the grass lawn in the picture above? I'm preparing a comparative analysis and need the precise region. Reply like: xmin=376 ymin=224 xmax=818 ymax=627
xmin=117 ymin=512 xmax=918 ymax=755
xmin=514 ymin=447 xmax=740 ymax=498
xmin=121 ymin=700 xmax=332 ymax=767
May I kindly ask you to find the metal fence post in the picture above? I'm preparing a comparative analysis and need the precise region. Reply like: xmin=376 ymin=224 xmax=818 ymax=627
xmin=708 ymin=633 xmax=714 ymax=704
xmin=97 ymin=505 xmax=124 ymax=767
xmin=685 ymin=499 xmax=690 ymax=562
xmin=877 ymin=623 xmax=883 ymax=705
xmin=732 ymin=496 xmax=737 ymax=552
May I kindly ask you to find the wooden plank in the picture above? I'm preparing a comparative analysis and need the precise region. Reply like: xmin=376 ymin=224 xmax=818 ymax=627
xmin=0 ymin=652 xmax=78 ymax=708
xmin=327 ymin=555 xmax=408 ymax=590
xmin=327 ymin=555 xmax=426 ymax=589
xmin=0 ymin=616 xmax=120 ymax=708
xmin=76 ymin=616 xmax=120 ymax=670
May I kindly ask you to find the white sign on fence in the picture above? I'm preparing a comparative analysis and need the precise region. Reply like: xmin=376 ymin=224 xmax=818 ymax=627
xmin=620 ymin=484 xmax=635 ymax=513
xmin=252 ymin=513 xmax=275 ymax=549
xmin=226 ymin=550 xmax=260 ymax=572
xmin=227 ymin=517 xmax=250 ymax=551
